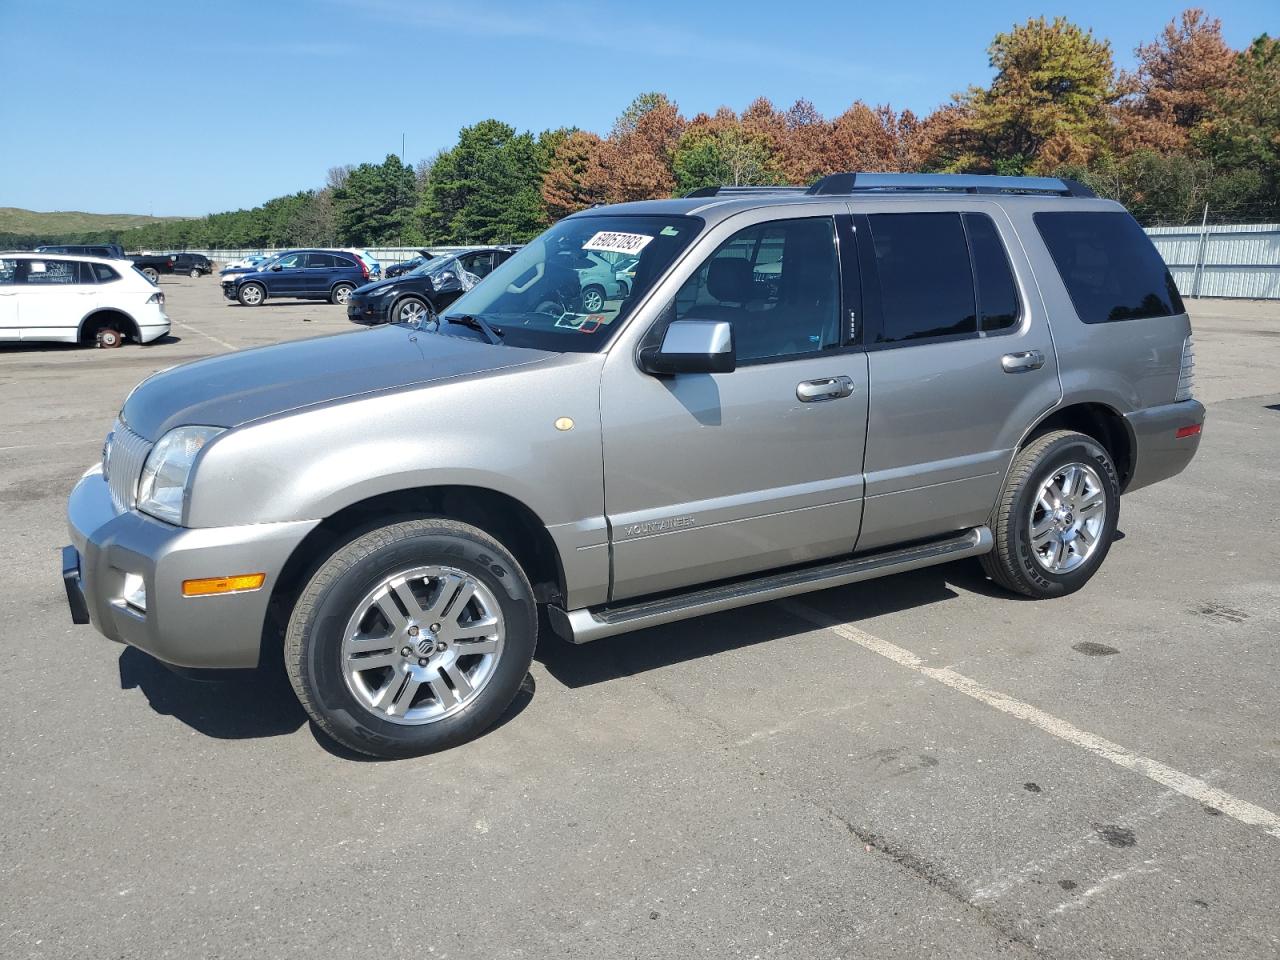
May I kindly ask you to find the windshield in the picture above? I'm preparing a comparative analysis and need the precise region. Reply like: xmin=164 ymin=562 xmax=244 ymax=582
xmin=409 ymin=255 xmax=458 ymax=278
xmin=437 ymin=215 xmax=702 ymax=353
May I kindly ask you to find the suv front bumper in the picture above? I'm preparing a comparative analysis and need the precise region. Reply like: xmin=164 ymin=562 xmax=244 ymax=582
xmin=64 ymin=464 xmax=319 ymax=669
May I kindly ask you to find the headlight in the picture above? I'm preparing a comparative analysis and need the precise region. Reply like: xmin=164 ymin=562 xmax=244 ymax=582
xmin=136 ymin=425 xmax=224 ymax=524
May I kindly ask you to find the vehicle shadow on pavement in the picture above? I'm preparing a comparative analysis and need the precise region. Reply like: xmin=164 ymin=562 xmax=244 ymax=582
xmin=116 ymin=648 xmax=537 ymax=760
xmin=118 ymin=647 xmax=307 ymax=740
xmin=537 ymin=559 xmax=989 ymax=689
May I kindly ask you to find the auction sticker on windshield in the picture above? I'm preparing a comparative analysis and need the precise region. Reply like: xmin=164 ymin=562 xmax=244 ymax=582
xmin=582 ymin=231 xmax=653 ymax=255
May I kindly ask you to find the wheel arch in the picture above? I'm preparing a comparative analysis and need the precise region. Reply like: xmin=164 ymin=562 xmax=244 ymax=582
xmin=1017 ymin=402 xmax=1136 ymax=491
xmin=78 ymin=308 xmax=140 ymax=344
xmin=267 ymin=484 xmax=567 ymax=646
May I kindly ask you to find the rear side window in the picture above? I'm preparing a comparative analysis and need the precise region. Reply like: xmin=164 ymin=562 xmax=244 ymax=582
xmin=963 ymin=214 xmax=1020 ymax=332
xmin=307 ymin=253 xmax=338 ymax=268
xmin=90 ymin=262 xmax=120 ymax=282
xmin=1035 ymin=211 xmax=1183 ymax=323
xmin=869 ymin=213 xmax=975 ymax=342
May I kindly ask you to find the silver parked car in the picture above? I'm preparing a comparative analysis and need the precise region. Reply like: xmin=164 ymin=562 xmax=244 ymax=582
xmin=63 ymin=173 xmax=1204 ymax=759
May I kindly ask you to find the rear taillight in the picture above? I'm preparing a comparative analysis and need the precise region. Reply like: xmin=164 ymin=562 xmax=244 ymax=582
xmin=1174 ymin=335 xmax=1195 ymax=402
xmin=358 ymin=259 xmax=369 ymax=280
xmin=147 ymin=291 xmax=164 ymax=305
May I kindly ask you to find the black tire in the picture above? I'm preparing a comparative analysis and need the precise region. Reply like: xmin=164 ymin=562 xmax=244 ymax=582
xmin=391 ymin=296 xmax=433 ymax=325
xmin=284 ymin=518 xmax=537 ymax=759
xmin=981 ymin=429 xmax=1120 ymax=599
xmin=330 ymin=282 xmax=355 ymax=305
xmin=581 ymin=284 xmax=606 ymax=312
xmin=189 ymin=268 xmax=200 ymax=278
xmin=238 ymin=281 xmax=266 ymax=306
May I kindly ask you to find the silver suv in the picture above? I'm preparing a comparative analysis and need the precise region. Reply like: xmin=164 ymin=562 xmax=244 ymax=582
xmin=63 ymin=173 xmax=1205 ymax=759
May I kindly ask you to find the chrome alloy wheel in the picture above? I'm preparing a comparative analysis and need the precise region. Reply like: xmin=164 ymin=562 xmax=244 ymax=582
xmin=240 ymin=284 xmax=263 ymax=305
xmin=1030 ymin=462 xmax=1107 ymax=574
xmin=396 ymin=299 xmax=429 ymax=324
xmin=341 ymin=566 xmax=505 ymax=725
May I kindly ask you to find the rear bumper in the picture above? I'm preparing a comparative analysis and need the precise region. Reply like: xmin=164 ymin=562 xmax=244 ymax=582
xmin=1123 ymin=399 xmax=1205 ymax=493
xmin=64 ymin=464 xmax=319 ymax=669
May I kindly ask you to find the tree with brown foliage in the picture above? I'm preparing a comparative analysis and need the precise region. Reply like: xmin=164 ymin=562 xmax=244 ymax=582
xmin=1119 ymin=9 xmax=1238 ymax=152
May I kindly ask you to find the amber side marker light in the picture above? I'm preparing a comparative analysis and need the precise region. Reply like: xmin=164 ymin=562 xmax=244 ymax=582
xmin=1175 ymin=424 xmax=1203 ymax=439
xmin=182 ymin=573 xmax=266 ymax=597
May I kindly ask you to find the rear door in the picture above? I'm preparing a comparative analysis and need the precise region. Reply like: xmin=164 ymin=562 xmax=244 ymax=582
xmin=853 ymin=204 xmax=1062 ymax=550
xmin=303 ymin=252 xmax=339 ymax=296
xmin=14 ymin=258 xmax=94 ymax=341
xmin=0 ymin=258 xmax=18 ymax=339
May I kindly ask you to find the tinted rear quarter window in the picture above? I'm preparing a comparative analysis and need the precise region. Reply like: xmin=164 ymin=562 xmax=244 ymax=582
xmin=869 ymin=212 xmax=976 ymax=342
xmin=1035 ymin=211 xmax=1184 ymax=323
xmin=963 ymin=213 xmax=1020 ymax=332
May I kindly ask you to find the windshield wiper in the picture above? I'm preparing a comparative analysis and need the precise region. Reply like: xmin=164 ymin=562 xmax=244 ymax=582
xmin=444 ymin=313 xmax=503 ymax=345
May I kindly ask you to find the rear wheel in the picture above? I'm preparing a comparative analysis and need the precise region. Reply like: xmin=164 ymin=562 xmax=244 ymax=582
xmin=142 ymin=267 xmax=159 ymax=283
xmin=331 ymin=283 xmax=355 ymax=305
xmin=189 ymin=268 xmax=200 ymax=278
xmin=981 ymin=430 xmax=1120 ymax=598
xmin=238 ymin=282 xmax=265 ymax=306
xmin=285 ymin=518 xmax=537 ymax=758
xmin=96 ymin=326 xmax=123 ymax=348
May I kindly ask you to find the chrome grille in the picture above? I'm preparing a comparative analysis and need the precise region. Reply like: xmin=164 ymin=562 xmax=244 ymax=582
xmin=105 ymin=419 xmax=152 ymax=513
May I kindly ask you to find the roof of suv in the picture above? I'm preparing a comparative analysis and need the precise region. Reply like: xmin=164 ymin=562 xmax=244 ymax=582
xmin=565 ymin=173 xmax=1124 ymax=229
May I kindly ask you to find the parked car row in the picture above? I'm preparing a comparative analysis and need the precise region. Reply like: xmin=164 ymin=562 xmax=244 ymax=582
xmin=0 ymin=251 xmax=169 ymax=346
xmin=33 ymin=245 xmax=212 ymax=282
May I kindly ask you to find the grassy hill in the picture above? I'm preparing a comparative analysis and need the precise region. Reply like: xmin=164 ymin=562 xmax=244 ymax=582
xmin=0 ymin=207 xmax=190 ymax=235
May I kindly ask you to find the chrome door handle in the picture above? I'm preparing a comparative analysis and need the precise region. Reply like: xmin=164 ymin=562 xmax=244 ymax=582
xmin=1002 ymin=350 xmax=1045 ymax=373
xmin=797 ymin=376 xmax=854 ymax=402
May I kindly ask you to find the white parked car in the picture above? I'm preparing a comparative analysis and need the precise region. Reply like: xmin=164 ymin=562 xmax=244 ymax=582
xmin=0 ymin=253 xmax=170 ymax=347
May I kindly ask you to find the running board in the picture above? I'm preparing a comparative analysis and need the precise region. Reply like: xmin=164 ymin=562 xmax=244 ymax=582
xmin=552 ymin=526 xmax=992 ymax=644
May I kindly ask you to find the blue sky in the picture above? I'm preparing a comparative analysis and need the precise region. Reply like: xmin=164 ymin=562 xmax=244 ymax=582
xmin=1 ymin=0 xmax=1274 ymax=216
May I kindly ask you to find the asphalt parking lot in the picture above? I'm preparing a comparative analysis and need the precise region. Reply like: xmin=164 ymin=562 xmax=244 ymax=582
xmin=2 ymin=277 xmax=1278 ymax=959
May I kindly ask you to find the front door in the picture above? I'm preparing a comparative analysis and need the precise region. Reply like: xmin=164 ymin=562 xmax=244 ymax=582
xmin=266 ymin=252 xmax=307 ymax=296
xmin=601 ymin=213 xmax=868 ymax=601
xmin=852 ymin=206 xmax=1062 ymax=550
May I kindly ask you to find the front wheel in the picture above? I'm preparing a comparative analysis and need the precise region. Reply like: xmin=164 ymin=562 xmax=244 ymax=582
xmin=238 ymin=282 xmax=265 ymax=306
xmin=285 ymin=518 xmax=537 ymax=758
xmin=981 ymin=430 xmax=1120 ymax=599
xmin=392 ymin=296 xmax=433 ymax=326
xmin=331 ymin=283 xmax=355 ymax=305
xmin=581 ymin=284 xmax=606 ymax=312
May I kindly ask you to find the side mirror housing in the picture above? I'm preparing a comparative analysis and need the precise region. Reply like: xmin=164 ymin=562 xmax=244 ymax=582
xmin=271 ymin=264 xmax=283 ymax=272
xmin=639 ymin=320 xmax=735 ymax=376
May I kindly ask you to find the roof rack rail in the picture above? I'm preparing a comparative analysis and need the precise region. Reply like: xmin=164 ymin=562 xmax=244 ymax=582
xmin=683 ymin=185 xmax=810 ymax=198
xmin=805 ymin=172 xmax=1096 ymax=198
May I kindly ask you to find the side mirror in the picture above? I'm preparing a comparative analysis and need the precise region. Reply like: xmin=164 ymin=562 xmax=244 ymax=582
xmin=271 ymin=264 xmax=283 ymax=271
xmin=639 ymin=320 xmax=735 ymax=375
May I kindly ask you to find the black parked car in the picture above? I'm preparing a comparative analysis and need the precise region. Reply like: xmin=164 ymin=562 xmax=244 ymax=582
xmin=384 ymin=250 xmax=441 ymax=279
xmin=173 ymin=253 xmax=212 ymax=277
xmin=35 ymin=243 xmax=127 ymax=259
xmin=347 ymin=247 xmax=517 ymax=325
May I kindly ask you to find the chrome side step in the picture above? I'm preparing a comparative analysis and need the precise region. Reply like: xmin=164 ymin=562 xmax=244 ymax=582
xmin=554 ymin=526 xmax=992 ymax=644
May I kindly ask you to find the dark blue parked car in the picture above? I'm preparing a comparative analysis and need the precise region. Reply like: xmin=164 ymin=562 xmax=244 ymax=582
xmin=221 ymin=249 xmax=370 ymax=306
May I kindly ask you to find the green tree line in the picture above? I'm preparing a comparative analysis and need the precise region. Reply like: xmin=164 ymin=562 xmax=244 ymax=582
xmin=7 ymin=9 xmax=1277 ymax=252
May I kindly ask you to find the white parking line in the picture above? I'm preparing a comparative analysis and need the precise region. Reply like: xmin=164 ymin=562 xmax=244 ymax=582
xmin=171 ymin=319 xmax=236 ymax=351
xmin=781 ymin=600 xmax=1280 ymax=841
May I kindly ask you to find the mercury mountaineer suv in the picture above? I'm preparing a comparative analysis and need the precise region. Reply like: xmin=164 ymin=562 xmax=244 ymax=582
xmin=63 ymin=173 xmax=1205 ymax=759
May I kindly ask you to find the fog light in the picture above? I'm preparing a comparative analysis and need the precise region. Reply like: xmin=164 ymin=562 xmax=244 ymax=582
xmin=122 ymin=573 xmax=147 ymax=612
xmin=182 ymin=573 xmax=266 ymax=597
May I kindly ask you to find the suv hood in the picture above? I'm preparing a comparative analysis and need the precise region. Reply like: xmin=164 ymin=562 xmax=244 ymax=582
xmin=122 ymin=326 xmax=550 ymax=439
